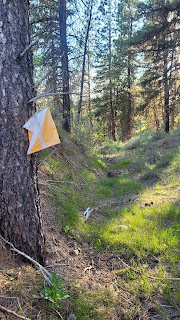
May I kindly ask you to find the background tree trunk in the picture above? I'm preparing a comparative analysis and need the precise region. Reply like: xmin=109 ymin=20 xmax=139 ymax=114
xmin=77 ymin=1 xmax=93 ymax=123
xmin=108 ymin=0 xmax=116 ymax=141
xmin=59 ymin=0 xmax=71 ymax=132
xmin=0 ymin=0 xmax=44 ymax=262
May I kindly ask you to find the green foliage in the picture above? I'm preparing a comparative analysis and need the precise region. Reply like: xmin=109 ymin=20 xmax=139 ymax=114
xmin=40 ymin=274 xmax=69 ymax=309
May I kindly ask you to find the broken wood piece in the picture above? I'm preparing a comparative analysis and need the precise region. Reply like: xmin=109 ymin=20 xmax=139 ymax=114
xmin=171 ymin=314 xmax=180 ymax=318
xmin=84 ymin=265 xmax=93 ymax=273
xmin=0 ymin=304 xmax=30 ymax=320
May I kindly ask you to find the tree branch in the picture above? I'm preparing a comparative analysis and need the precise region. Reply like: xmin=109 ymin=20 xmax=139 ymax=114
xmin=0 ymin=235 xmax=52 ymax=285
xmin=29 ymin=92 xmax=84 ymax=103
xmin=19 ymin=39 xmax=39 ymax=58
xmin=34 ymin=60 xmax=60 ymax=88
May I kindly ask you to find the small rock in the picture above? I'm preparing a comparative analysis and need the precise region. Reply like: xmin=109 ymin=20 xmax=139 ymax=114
xmin=67 ymin=313 xmax=76 ymax=320
xmin=107 ymin=170 xmax=123 ymax=178
xmin=110 ymin=225 xmax=129 ymax=233
xmin=118 ymin=225 xmax=129 ymax=230
xmin=69 ymin=248 xmax=81 ymax=256
xmin=70 ymin=242 xmax=78 ymax=250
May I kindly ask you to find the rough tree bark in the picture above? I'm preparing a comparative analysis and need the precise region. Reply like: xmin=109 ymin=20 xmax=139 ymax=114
xmin=59 ymin=0 xmax=71 ymax=132
xmin=0 ymin=0 xmax=44 ymax=262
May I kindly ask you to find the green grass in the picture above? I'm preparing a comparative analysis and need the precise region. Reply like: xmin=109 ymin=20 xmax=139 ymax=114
xmin=95 ymin=176 xmax=141 ymax=200
xmin=82 ymin=203 xmax=180 ymax=262
xmin=70 ymin=287 xmax=116 ymax=320
xmin=41 ymin=128 xmax=180 ymax=318
xmin=110 ymin=159 xmax=131 ymax=170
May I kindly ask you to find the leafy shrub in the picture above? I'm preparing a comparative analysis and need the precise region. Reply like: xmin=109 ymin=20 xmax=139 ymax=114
xmin=40 ymin=274 xmax=69 ymax=308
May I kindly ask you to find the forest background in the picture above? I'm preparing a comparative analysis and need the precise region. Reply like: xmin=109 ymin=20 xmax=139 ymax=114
xmin=31 ymin=0 xmax=180 ymax=142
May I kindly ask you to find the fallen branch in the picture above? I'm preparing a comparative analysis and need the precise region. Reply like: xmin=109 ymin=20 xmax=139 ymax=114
xmin=171 ymin=314 xmax=180 ymax=318
xmin=0 ymin=296 xmax=23 ymax=315
xmin=0 ymin=235 xmax=52 ymax=285
xmin=45 ymin=180 xmax=87 ymax=186
xmin=148 ymin=275 xmax=180 ymax=281
xmin=116 ymin=256 xmax=180 ymax=281
xmin=0 ymin=304 xmax=30 ymax=320
xmin=19 ymin=39 xmax=38 ymax=58
xmin=84 ymin=265 xmax=93 ymax=273
xmin=29 ymin=91 xmax=85 ymax=103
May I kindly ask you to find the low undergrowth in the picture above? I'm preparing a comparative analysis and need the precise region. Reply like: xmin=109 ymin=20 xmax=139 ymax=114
xmin=38 ymin=129 xmax=180 ymax=319
xmin=1 ymin=129 xmax=179 ymax=319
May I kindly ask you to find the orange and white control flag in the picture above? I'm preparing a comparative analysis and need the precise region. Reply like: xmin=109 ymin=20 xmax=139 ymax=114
xmin=23 ymin=107 xmax=60 ymax=155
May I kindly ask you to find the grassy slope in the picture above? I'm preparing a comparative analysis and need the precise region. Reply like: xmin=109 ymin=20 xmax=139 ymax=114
xmin=39 ymin=129 xmax=180 ymax=319
xmin=0 ymin=129 xmax=179 ymax=319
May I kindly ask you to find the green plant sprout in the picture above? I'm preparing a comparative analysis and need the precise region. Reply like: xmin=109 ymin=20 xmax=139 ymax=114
xmin=40 ymin=273 xmax=69 ymax=308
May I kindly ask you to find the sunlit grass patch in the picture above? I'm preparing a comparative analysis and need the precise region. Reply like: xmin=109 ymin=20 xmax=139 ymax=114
xmin=94 ymin=176 xmax=141 ymax=200
xmin=49 ymin=185 xmax=87 ymax=231
xmin=81 ymin=169 xmax=97 ymax=182
xmin=85 ymin=204 xmax=180 ymax=261
xmin=110 ymin=159 xmax=131 ymax=170
xmin=70 ymin=286 xmax=117 ymax=320
xmin=88 ymin=156 xmax=107 ymax=170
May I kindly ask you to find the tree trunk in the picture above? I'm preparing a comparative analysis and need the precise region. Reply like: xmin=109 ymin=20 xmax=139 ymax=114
xmin=59 ymin=0 xmax=71 ymax=132
xmin=77 ymin=1 xmax=93 ymax=123
xmin=0 ymin=0 xmax=44 ymax=262
xmin=163 ymin=53 xmax=169 ymax=133
xmin=162 ymin=6 xmax=169 ymax=133
xmin=87 ymin=42 xmax=93 ymax=129
xmin=108 ymin=0 xmax=116 ymax=141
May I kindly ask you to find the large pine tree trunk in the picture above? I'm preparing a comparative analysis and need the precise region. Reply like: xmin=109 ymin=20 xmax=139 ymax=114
xmin=0 ymin=0 xmax=44 ymax=262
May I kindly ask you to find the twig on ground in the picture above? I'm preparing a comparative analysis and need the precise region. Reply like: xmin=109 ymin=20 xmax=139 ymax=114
xmin=116 ymin=256 xmax=180 ymax=281
xmin=0 ymin=235 xmax=52 ymax=285
xmin=171 ymin=314 xmax=180 ymax=318
xmin=148 ymin=275 xmax=180 ymax=281
xmin=53 ymin=308 xmax=65 ymax=320
xmin=0 ymin=304 xmax=30 ymax=320
xmin=119 ymin=294 xmax=134 ymax=306
xmin=84 ymin=265 xmax=93 ymax=274
xmin=45 ymin=180 xmax=87 ymax=186
xmin=0 ymin=296 xmax=23 ymax=315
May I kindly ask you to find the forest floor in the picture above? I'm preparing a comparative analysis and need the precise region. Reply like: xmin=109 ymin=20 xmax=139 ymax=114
xmin=0 ymin=129 xmax=180 ymax=320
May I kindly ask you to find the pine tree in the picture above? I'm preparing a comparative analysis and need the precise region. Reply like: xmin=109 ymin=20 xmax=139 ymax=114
xmin=0 ymin=0 xmax=44 ymax=262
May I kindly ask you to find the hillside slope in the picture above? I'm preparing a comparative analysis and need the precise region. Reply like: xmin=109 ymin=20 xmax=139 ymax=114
xmin=0 ymin=129 xmax=180 ymax=320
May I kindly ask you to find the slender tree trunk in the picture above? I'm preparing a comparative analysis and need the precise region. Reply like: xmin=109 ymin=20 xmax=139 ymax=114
xmin=87 ymin=42 xmax=93 ymax=128
xmin=59 ymin=0 xmax=71 ymax=132
xmin=163 ymin=53 xmax=169 ymax=132
xmin=127 ymin=16 xmax=133 ymax=139
xmin=0 ymin=0 xmax=44 ymax=262
xmin=77 ymin=1 xmax=93 ymax=123
xmin=162 ymin=6 xmax=169 ymax=133
xmin=49 ymin=15 xmax=61 ymax=114
xmin=108 ymin=0 xmax=116 ymax=141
